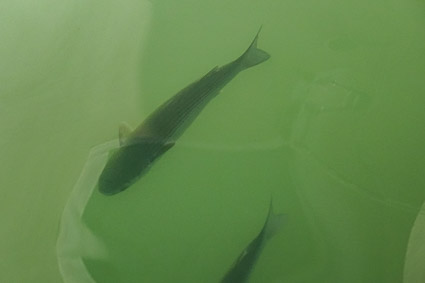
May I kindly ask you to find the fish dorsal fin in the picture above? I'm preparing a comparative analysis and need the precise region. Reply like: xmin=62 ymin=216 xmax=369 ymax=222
xmin=119 ymin=122 xmax=133 ymax=146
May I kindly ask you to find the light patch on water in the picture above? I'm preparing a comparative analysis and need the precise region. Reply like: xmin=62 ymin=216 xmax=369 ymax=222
xmin=56 ymin=140 xmax=118 ymax=283
xmin=404 ymin=201 xmax=425 ymax=283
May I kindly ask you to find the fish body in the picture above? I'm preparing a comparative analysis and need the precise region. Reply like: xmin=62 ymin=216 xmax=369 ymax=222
xmin=98 ymin=29 xmax=270 ymax=195
xmin=221 ymin=200 xmax=285 ymax=283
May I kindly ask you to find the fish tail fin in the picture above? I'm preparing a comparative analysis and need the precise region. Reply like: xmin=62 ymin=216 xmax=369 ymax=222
xmin=265 ymin=197 xmax=286 ymax=240
xmin=239 ymin=26 xmax=271 ymax=69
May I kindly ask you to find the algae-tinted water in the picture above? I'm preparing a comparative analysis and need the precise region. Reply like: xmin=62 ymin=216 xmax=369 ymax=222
xmin=1 ymin=0 xmax=425 ymax=282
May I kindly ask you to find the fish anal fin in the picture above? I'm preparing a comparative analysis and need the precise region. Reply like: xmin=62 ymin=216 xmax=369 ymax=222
xmin=265 ymin=212 xmax=286 ymax=240
xmin=265 ymin=199 xmax=287 ymax=240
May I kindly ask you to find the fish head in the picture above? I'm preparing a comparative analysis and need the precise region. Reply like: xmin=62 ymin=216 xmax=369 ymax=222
xmin=97 ymin=143 xmax=157 ymax=195
xmin=97 ymin=138 xmax=175 ymax=195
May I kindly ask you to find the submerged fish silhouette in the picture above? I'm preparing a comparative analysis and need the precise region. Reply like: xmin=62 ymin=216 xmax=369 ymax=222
xmin=98 ymin=28 xmax=270 ymax=195
xmin=221 ymin=200 xmax=285 ymax=283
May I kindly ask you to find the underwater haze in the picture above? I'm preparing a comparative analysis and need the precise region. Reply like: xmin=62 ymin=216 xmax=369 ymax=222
xmin=1 ymin=0 xmax=425 ymax=282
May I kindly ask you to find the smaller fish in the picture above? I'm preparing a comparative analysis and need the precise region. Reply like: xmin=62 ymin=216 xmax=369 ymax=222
xmin=221 ymin=200 xmax=286 ymax=283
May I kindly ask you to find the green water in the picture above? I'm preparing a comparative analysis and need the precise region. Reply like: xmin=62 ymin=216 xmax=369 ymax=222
xmin=2 ymin=0 xmax=425 ymax=282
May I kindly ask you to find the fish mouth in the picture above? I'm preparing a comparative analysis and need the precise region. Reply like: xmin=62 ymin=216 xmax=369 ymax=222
xmin=99 ymin=189 xmax=121 ymax=196
xmin=97 ymin=178 xmax=136 ymax=196
xmin=98 ymin=183 xmax=126 ymax=196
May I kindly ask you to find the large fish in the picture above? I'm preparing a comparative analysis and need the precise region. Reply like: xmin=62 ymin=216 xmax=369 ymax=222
xmin=97 ymin=29 xmax=270 ymax=195
xmin=221 ymin=200 xmax=285 ymax=283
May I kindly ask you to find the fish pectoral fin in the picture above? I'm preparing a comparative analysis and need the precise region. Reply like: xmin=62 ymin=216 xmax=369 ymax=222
xmin=149 ymin=141 xmax=175 ymax=161
xmin=119 ymin=122 xmax=133 ymax=146
xmin=160 ymin=141 xmax=175 ymax=154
